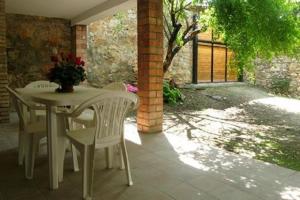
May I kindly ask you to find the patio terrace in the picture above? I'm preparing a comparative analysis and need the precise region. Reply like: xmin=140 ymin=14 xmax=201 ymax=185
xmin=0 ymin=113 xmax=299 ymax=200
xmin=1 ymin=1 xmax=300 ymax=200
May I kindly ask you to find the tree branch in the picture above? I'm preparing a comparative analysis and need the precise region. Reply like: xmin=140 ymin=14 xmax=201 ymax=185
xmin=183 ymin=29 xmax=201 ymax=44
xmin=164 ymin=26 xmax=170 ymax=40
xmin=182 ymin=21 xmax=196 ymax=41
xmin=162 ymin=0 xmax=202 ymax=73
xmin=163 ymin=14 xmax=172 ymax=39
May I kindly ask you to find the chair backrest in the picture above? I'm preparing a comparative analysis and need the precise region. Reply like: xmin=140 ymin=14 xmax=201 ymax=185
xmin=70 ymin=91 xmax=138 ymax=146
xmin=25 ymin=80 xmax=58 ymax=89
xmin=6 ymin=86 xmax=33 ymax=129
xmin=103 ymin=82 xmax=127 ymax=91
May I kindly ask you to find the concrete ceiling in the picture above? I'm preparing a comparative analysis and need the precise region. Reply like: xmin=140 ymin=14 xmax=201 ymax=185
xmin=6 ymin=0 xmax=136 ymax=25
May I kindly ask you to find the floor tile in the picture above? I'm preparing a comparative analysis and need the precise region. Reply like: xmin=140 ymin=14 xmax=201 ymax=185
xmin=0 ymin=113 xmax=299 ymax=200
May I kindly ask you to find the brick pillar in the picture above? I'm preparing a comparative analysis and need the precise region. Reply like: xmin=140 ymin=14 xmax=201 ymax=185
xmin=71 ymin=25 xmax=87 ymax=65
xmin=0 ymin=0 xmax=9 ymax=123
xmin=137 ymin=0 xmax=164 ymax=133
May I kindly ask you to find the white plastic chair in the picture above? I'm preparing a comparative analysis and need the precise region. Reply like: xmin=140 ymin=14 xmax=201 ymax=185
xmin=25 ymin=80 xmax=58 ymax=89
xmin=72 ymin=82 xmax=127 ymax=169
xmin=6 ymin=86 xmax=46 ymax=179
xmin=102 ymin=81 xmax=127 ymax=91
xmin=73 ymin=82 xmax=127 ymax=127
xmin=25 ymin=81 xmax=58 ymax=118
xmin=24 ymin=80 xmax=80 ymax=172
xmin=64 ymin=91 xmax=138 ymax=200
xmin=7 ymin=86 xmax=79 ymax=178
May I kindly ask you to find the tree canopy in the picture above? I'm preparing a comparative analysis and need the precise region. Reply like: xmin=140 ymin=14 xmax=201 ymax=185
xmin=163 ymin=0 xmax=300 ymax=75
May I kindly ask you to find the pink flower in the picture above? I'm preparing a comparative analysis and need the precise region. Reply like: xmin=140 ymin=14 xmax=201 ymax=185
xmin=126 ymin=84 xmax=138 ymax=93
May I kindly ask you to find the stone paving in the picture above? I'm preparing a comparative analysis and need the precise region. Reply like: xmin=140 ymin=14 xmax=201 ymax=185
xmin=0 ymin=113 xmax=299 ymax=200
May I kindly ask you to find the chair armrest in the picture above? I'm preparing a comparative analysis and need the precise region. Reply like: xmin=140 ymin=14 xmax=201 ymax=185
xmin=31 ymin=105 xmax=46 ymax=110
xmin=56 ymin=108 xmax=72 ymax=117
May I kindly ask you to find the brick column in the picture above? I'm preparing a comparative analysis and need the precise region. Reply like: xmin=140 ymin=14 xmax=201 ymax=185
xmin=0 ymin=0 xmax=9 ymax=123
xmin=71 ymin=25 xmax=87 ymax=65
xmin=137 ymin=0 xmax=164 ymax=133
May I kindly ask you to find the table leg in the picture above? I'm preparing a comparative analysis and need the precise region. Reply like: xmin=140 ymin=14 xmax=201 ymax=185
xmin=57 ymin=114 xmax=67 ymax=182
xmin=46 ymin=105 xmax=59 ymax=190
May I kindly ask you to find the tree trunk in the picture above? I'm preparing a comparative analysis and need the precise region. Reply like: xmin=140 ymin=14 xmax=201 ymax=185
xmin=163 ymin=46 xmax=182 ymax=74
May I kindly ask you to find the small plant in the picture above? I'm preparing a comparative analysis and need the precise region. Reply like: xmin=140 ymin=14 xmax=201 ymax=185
xmin=244 ymin=70 xmax=256 ymax=85
xmin=270 ymin=77 xmax=291 ymax=95
xmin=163 ymin=81 xmax=183 ymax=105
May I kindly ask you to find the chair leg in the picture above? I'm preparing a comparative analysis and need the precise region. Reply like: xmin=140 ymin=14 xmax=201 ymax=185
xmin=24 ymin=135 xmax=39 ymax=179
xmin=120 ymin=141 xmax=133 ymax=186
xmin=18 ymin=132 xmax=25 ymax=166
xmin=105 ymin=147 xmax=113 ymax=169
xmin=36 ymin=141 xmax=41 ymax=155
xmin=82 ymin=146 xmax=95 ymax=200
xmin=71 ymin=144 xmax=79 ymax=172
xmin=69 ymin=119 xmax=80 ymax=172
xmin=117 ymin=144 xmax=125 ymax=170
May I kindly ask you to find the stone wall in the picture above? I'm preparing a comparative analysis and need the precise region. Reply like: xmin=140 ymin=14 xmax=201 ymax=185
xmin=6 ymin=14 xmax=71 ymax=88
xmin=0 ymin=0 xmax=9 ymax=123
xmin=87 ymin=8 xmax=193 ymax=87
xmin=87 ymin=10 xmax=137 ymax=87
xmin=164 ymin=42 xmax=193 ymax=84
xmin=254 ymin=57 xmax=300 ymax=96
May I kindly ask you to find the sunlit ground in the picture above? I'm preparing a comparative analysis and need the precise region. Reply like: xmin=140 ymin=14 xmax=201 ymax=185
xmin=163 ymin=87 xmax=300 ymax=171
xmin=125 ymin=86 xmax=300 ymax=199
xmin=281 ymin=187 xmax=300 ymax=200
xmin=124 ymin=95 xmax=300 ymax=199
xmin=160 ymin=130 xmax=300 ymax=200
xmin=124 ymin=122 xmax=142 ymax=145
xmin=249 ymin=97 xmax=300 ymax=114
xmin=126 ymin=90 xmax=300 ymax=171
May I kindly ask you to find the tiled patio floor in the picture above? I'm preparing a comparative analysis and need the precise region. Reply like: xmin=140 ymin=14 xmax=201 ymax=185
xmin=0 ymin=113 xmax=299 ymax=200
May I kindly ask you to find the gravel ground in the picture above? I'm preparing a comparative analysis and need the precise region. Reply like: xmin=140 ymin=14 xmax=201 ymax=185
xmin=164 ymin=84 xmax=300 ymax=171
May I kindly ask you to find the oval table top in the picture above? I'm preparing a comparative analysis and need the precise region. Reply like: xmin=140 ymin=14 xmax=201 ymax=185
xmin=16 ymin=86 xmax=106 ymax=106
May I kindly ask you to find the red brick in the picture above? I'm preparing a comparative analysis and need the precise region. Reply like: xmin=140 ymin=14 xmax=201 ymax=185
xmin=137 ymin=0 xmax=163 ymax=133
xmin=0 ymin=0 xmax=8 ymax=124
xmin=138 ymin=124 xmax=162 ymax=133
xmin=72 ymin=25 xmax=87 ymax=64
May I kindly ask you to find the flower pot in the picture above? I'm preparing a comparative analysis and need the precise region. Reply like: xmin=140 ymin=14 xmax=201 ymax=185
xmin=56 ymin=84 xmax=74 ymax=93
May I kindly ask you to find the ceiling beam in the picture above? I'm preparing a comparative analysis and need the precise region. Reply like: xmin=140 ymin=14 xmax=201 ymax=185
xmin=71 ymin=0 xmax=136 ymax=25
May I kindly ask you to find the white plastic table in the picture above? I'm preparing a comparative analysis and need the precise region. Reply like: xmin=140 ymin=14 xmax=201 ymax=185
xmin=16 ymin=86 xmax=104 ymax=190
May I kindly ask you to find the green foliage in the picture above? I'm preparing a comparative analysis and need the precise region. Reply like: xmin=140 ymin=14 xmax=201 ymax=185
xmin=270 ymin=76 xmax=291 ymax=94
xmin=163 ymin=81 xmax=183 ymax=104
xmin=210 ymin=0 xmax=300 ymax=71
xmin=244 ymin=70 xmax=256 ymax=85
xmin=113 ymin=12 xmax=126 ymax=34
xmin=163 ymin=0 xmax=299 ymax=76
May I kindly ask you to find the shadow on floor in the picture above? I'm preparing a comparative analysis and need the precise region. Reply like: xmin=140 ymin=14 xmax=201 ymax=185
xmin=0 ymin=113 xmax=299 ymax=200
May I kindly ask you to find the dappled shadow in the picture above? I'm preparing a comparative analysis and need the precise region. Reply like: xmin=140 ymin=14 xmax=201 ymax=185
xmin=165 ymin=86 xmax=271 ymax=112
xmin=162 ymin=131 xmax=300 ymax=200
xmin=164 ymin=86 xmax=300 ymax=171
xmin=1 ymin=85 xmax=300 ymax=199
xmin=0 ymin=110 xmax=299 ymax=200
